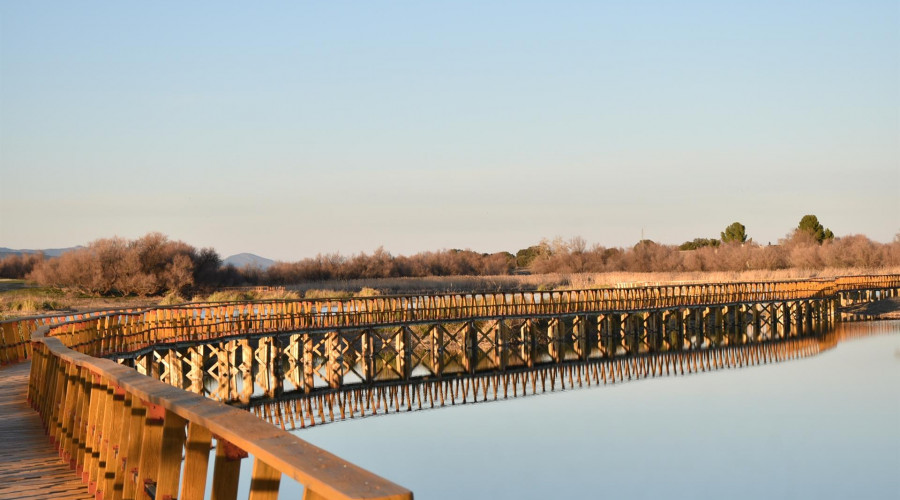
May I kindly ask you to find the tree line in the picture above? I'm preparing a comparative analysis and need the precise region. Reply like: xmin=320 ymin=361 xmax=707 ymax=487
xmin=1 ymin=216 xmax=897 ymax=297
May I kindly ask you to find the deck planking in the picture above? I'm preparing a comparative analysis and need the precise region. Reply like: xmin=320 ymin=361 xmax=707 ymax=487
xmin=0 ymin=361 xmax=92 ymax=500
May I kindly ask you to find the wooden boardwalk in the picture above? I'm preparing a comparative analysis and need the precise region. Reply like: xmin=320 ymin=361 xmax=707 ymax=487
xmin=0 ymin=362 xmax=92 ymax=500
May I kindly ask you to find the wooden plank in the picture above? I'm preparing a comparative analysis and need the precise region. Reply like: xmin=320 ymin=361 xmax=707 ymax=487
xmin=0 ymin=362 xmax=93 ymax=500
xmin=156 ymin=409 xmax=188 ymax=499
xmin=180 ymin=422 xmax=213 ymax=500
xmin=249 ymin=457 xmax=282 ymax=500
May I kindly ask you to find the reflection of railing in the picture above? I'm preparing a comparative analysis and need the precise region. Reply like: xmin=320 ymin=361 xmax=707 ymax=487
xmin=29 ymin=326 xmax=412 ymax=500
xmin=247 ymin=330 xmax=832 ymax=430
xmin=5 ymin=274 xmax=899 ymax=500
xmin=23 ymin=274 xmax=900 ymax=360
xmin=145 ymin=297 xmax=837 ymax=407
xmin=245 ymin=319 xmax=894 ymax=431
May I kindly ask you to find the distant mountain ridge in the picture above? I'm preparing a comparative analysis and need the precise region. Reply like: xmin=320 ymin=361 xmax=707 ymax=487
xmin=1 ymin=246 xmax=276 ymax=270
xmin=0 ymin=246 xmax=82 ymax=258
xmin=223 ymin=253 xmax=275 ymax=270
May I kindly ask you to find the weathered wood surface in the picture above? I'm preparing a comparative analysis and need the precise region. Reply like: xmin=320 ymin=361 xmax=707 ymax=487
xmin=0 ymin=275 xmax=897 ymax=500
xmin=39 ymin=275 xmax=900 ymax=359
xmin=28 ymin=330 xmax=413 ymax=500
xmin=0 ymin=362 xmax=92 ymax=500
xmin=2 ymin=274 xmax=898 ymax=364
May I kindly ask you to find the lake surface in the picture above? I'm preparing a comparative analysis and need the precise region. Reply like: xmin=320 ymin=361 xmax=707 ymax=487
xmin=242 ymin=320 xmax=900 ymax=499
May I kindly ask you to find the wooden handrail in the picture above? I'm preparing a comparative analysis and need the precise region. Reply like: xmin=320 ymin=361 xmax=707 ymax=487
xmin=29 ymin=274 xmax=900 ymax=358
xmin=4 ymin=274 xmax=898 ymax=363
xmin=11 ymin=273 xmax=899 ymax=499
xmin=28 ymin=326 xmax=412 ymax=500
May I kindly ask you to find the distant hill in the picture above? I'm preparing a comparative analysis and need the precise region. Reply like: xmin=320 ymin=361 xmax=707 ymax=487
xmin=223 ymin=253 xmax=275 ymax=270
xmin=0 ymin=246 xmax=81 ymax=258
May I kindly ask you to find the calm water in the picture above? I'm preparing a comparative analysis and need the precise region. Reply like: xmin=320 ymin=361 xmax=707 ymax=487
xmin=235 ymin=320 xmax=900 ymax=499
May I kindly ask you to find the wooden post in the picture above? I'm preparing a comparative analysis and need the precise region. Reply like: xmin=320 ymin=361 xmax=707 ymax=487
xmin=464 ymin=321 xmax=478 ymax=374
xmin=547 ymin=318 xmax=561 ymax=363
xmin=520 ymin=320 xmax=535 ymax=368
xmin=210 ymin=439 xmax=246 ymax=500
xmin=573 ymin=316 xmax=588 ymax=361
xmin=327 ymin=331 xmax=343 ymax=389
xmin=135 ymin=403 xmax=166 ymax=499
xmin=608 ymin=314 xmax=623 ymax=357
xmin=155 ymin=410 xmax=187 ymax=500
xmin=249 ymin=458 xmax=282 ymax=500
xmin=498 ymin=319 xmax=510 ymax=370
xmin=122 ymin=398 xmax=146 ymax=500
xmin=188 ymin=345 xmax=204 ymax=395
xmin=396 ymin=327 xmax=411 ymax=381
xmin=362 ymin=329 xmax=376 ymax=383
xmin=271 ymin=335 xmax=284 ymax=398
xmin=180 ymin=423 xmax=213 ymax=500
xmin=302 ymin=334 xmax=315 ymax=393
xmin=430 ymin=325 xmax=444 ymax=377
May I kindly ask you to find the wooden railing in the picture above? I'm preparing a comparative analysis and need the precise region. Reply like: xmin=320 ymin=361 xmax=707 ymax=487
xmin=1 ymin=308 xmax=149 ymax=365
xmin=8 ymin=274 xmax=899 ymax=500
xmin=4 ymin=274 xmax=898 ymax=362
xmin=33 ymin=274 xmax=900 ymax=358
xmin=28 ymin=326 xmax=412 ymax=500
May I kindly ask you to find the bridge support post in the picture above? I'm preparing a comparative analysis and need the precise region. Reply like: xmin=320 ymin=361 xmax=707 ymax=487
xmin=811 ymin=300 xmax=818 ymax=330
xmin=547 ymin=318 xmax=561 ymax=363
xmin=327 ymin=331 xmax=343 ymax=389
xmin=623 ymin=313 xmax=638 ymax=355
xmin=241 ymin=339 xmax=254 ymax=404
xmin=285 ymin=334 xmax=303 ymax=392
xmin=750 ymin=304 xmax=761 ymax=340
xmin=496 ymin=320 xmax=510 ymax=370
xmin=429 ymin=326 xmax=443 ymax=378
xmin=396 ymin=327 xmax=412 ymax=381
xmin=617 ymin=313 xmax=629 ymax=356
xmin=780 ymin=302 xmax=791 ymax=338
xmin=592 ymin=314 xmax=605 ymax=357
xmin=691 ymin=308 xmax=704 ymax=349
xmin=270 ymin=337 xmax=284 ymax=398
xmin=669 ymin=309 xmax=683 ymax=350
xmin=189 ymin=345 xmax=204 ymax=395
xmin=302 ymin=334 xmax=315 ymax=393
xmin=572 ymin=315 xmax=591 ymax=361
xmin=164 ymin=350 xmax=180 ymax=388
xmin=643 ymin=312 xmax=655 ymax=353
xmin=464 ymin=322 xmax=479 ymax=374
xmin=520 ymin=320 xmax=535 ymax=368
xmin=362 ymin=329 xmax=376 ymax=384
xmin=713 ymin=307 xmax=724 ymax=346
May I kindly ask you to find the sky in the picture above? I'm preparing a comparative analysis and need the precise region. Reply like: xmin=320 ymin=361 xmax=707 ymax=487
xmin=1 ymin=1 xmax=898 ymax=261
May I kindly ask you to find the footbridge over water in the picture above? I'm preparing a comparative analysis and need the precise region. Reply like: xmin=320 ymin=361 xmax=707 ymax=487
xmin=2 ymin=274 xmax=898 ymax=499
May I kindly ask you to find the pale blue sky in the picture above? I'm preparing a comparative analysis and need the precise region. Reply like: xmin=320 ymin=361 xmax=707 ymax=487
xmin=1 ymin=1 xmax=897 ymax=260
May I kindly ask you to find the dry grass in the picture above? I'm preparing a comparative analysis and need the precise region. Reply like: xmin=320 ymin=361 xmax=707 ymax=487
xmin=284 ymin=267 xmax=900 ymax=295
xmin=558 ymin=267 xmax=900 ymax=289
xmin=303 ymin=287 xmax=381 ymax=300
xmin=3 ymin=267 xmax=897 ymax=319
xmin=200 ymin=289 xmax=302 ymax=303
xmin=0 ymin=282 xmax=156 ymax=321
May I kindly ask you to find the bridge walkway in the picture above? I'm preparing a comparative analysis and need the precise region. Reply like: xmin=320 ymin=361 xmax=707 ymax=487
xmin=0 ymin=361 xmax=92 ymax=500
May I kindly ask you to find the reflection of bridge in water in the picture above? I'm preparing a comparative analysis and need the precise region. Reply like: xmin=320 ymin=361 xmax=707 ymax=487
xmin=5 ymin=275 xmax=897 ymax=500
xmin=245 ymin=321 xmax=896 ymax=429
xmin=97 ymin=280 xmax=899 ymax=432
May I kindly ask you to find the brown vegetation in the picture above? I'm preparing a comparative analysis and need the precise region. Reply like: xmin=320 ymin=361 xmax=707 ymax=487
xmin=0 ymin=252 xmax=44 ymax=279
xmin=8 ymin=229 xmax=899 ymax=299
xmin=24 ymin=233 xmax=242 ymax=296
